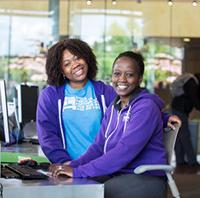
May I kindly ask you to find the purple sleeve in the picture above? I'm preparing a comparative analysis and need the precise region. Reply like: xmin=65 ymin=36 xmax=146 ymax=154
xmin=70 ymin=134 xmax=104 ymax=168
xmin=162 ymin=112 xmax=170 ymax=128
xmin=73 ymin=100 xmax=163 ymax=178
xmin=37 ymin=89 xmax=71 ymax=163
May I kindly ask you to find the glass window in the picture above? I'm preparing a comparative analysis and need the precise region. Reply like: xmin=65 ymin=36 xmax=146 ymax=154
xmin=1 ymin=0 xmax=200 ymax=107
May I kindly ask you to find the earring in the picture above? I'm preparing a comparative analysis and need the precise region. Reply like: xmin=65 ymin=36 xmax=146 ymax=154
xmin=63 ymin=74 xmax=66 ymax=79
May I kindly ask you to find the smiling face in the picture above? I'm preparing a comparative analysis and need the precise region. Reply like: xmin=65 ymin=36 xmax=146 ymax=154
xmin=112 ymin=56 xmax=142 ymax=104
xmin=61 ymin=49 xmax=88 ymax=88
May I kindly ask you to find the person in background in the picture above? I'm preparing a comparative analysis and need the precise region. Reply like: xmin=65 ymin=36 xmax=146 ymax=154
xmin=37 ymin=38 xmax=180 ymax=165
xmin=50 ymin=51 xmax=169 ymax=198
xmin=171 ymin=73 xmax=200 ymax=166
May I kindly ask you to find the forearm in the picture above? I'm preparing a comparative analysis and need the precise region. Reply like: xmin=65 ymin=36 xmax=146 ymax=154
xmin=43 ymin=146 xmax=71 ymax=163
xmin=70 ymin=143 xmax=103 ymax=167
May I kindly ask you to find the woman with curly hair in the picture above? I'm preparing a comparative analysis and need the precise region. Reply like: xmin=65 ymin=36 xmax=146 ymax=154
xmin=37 ymin=39 xmax=116 ymax=163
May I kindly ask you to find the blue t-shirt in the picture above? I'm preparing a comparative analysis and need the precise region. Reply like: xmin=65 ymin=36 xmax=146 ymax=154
xmin=62 ymin=80 xmax=102 ymax=160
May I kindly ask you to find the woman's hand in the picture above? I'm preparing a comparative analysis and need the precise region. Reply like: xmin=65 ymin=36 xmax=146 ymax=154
xmin=167 ymin=115 xmax=181 ymax=130
xmin=49 ymin=164 xmax=73 ymax=178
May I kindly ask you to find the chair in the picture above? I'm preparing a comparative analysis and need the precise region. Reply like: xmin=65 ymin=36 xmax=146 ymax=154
xmin=134 ymin=123 xmax=181 ymax=198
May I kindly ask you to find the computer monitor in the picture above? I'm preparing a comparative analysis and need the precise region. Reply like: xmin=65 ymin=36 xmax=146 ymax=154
xmin=17 ymin=84 xmax=39 ymax=125
xmin=0 ymin=80 xmax=10 ymax=143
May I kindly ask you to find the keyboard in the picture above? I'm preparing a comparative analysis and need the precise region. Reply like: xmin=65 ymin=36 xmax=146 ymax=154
xmin=5 ymin=164 xmax=48 ymax=180
xmin=1 ymin=166 xmax=21 ymax=179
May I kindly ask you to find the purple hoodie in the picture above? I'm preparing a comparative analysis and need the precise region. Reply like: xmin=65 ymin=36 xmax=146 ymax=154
xmin=71 ymin=89 xmax=167 ymax=177
xmin=36 ymin=80 xmax=116 ymax=163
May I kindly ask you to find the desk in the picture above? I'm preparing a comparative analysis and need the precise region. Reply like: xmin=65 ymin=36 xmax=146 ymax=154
xmin=0 ymin=143 xmax=104 ymax=198
xmin=0 ymin=177 xmax=104 ymax=198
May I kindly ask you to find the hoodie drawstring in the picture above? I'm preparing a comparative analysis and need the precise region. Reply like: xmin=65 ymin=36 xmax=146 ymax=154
xmin=104 ymin=106 xmax=122 ymax=153
xmin=104 ymin=105 xmax=114 ymax=138
xmin=103 ymin=105 xmax=131 ymax=153
xmin=58 ymin=99 xmax=66 ymax=149
xmin=101 ymin=95 xmax=107 ymax=115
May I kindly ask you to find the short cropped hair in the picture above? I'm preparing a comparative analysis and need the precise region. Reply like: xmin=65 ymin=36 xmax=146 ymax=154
xmin=46 ymin=39 xmax=98 ymax=86
xmin=112 ymin=51 xmax=145 ymax=77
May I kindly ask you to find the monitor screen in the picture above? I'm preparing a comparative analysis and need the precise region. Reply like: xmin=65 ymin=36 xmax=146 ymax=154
xmin=17 ymin=84 xmax=38 ymax=125
xmin=0 ymin=80 xmax=10 ymax=143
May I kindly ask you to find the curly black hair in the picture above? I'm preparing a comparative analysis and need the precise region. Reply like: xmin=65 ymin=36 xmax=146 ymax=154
xmin=112 ymin=51 xmax=144 ymax=77
xmin=46 ymin=38 xmax=98 ymax=86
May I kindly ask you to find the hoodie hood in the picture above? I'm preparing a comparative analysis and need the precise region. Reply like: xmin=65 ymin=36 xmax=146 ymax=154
xmin=130 ymin=88 xmax=164 ymax=111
